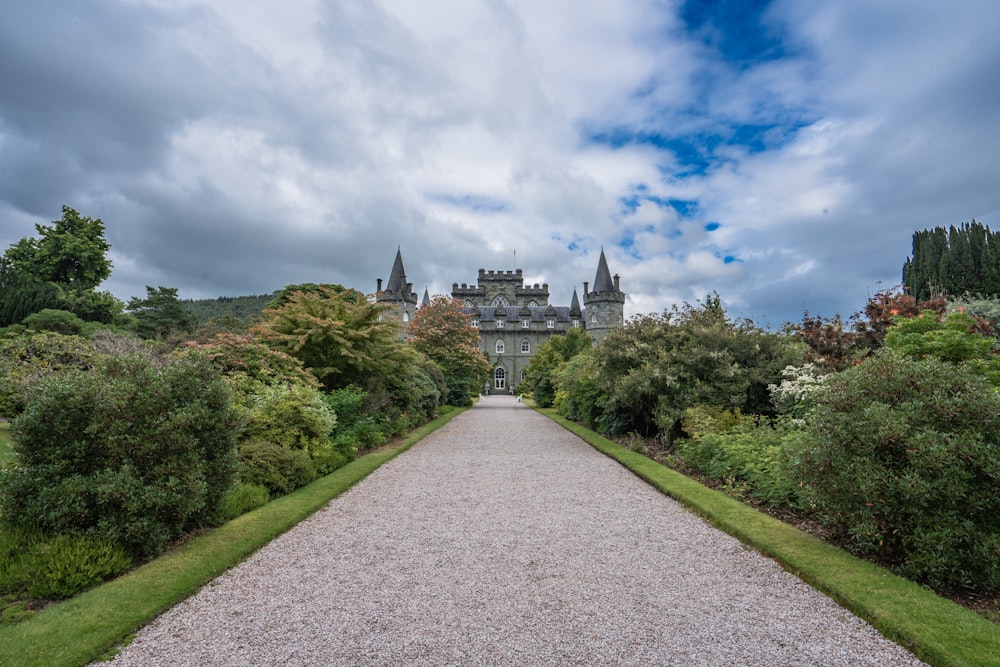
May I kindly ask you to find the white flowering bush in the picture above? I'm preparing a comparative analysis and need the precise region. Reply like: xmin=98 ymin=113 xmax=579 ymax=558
xmin=768 ymin=363 xmax=829 ymax=419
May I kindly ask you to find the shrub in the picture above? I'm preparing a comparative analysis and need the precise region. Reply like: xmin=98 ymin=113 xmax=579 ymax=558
xmin=219 ymin=482 xmax=270 ymax=521
xmin=243 ymin=383 xmax=336 ymax=453
xmin=0 ymin=353 xmax=238 ymax=558
xmin=21 ymin=309 xmax=86 ymax=335
xmin=798 ymin=352 xmax=1000 ymax=592
xmin=0 ymin=529 xmax=131 ymax=600
xmin=0 ymin=331 xmax=102 ymax=418
xmin=676 ymin=406 xmax=809 ymax=509
xmin=237 ymin=440 xmax=316 ymax=496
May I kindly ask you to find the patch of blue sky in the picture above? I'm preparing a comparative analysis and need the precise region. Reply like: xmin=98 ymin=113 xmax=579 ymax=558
xmin=704 ymin=221 xmax=720 ymax=232
xmin=680 ymin=0 xmax=789 ymax=68
xmin=427 ymin=193 xmax=507 ymax=213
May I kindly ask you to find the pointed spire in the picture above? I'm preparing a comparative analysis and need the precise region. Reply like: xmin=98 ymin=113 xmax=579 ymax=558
xmin=593 ymin=247 xmax=616 ymax=293
xmin=570 ymin=288 xmax=582 ymax=315
xmin=421 ymin=287 xmax=430 ymax=307
xmin=386 ymin=247 xmax=406 ymax=293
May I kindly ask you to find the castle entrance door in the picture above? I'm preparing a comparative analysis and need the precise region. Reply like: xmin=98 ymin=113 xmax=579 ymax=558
xmin=494 ymin=367 xmax=506 ymax=391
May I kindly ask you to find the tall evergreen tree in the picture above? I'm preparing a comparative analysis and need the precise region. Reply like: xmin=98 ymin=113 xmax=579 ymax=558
xmin=904 ymin=220 xmax=1000 ymax=299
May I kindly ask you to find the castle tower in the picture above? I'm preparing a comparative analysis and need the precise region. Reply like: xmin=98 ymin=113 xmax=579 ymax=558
xmin=582 ymin=248 xmax=625 ymax=344
xmin=376 ymin=248 xmax=418 ymax=328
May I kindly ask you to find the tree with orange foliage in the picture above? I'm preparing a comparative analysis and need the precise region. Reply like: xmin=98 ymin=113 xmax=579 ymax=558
xmin=407 ymin=296 xmax=490 ymax=405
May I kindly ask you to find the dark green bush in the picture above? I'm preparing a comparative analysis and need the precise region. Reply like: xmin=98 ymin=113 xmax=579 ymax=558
xmin=0 ymin=353 xmax=238 ymax=558
xmin=219 ymin=482 xmax=270 ymax=521
xmin=799 ymin=352 xmax=1000 ymax=592
xmin=237 ymin=440 xmax=316 ymax=496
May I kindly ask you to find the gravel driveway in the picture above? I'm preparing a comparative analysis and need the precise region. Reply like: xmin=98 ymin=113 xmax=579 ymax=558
xmin=102 ymin=396 xmax=926 ymax=666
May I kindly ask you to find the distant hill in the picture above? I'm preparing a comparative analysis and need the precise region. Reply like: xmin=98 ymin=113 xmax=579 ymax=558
xmin=183 ymin=292 xmax=278 ymax=323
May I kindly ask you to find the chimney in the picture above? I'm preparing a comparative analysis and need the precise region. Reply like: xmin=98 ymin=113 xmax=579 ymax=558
xmin=377 ymin=278 xmax=383 ymax=292
xmin=614 ymin=274 xmax=620 ymax=291
xmin=583 ymin=281 xmax=589 ymax=296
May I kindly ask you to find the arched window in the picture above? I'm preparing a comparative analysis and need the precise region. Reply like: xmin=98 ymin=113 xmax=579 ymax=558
xmin=491 ymin=295 xmax=510 ymax=307
xmin=494 ymin=366 xmax=506 ymax=390
xmin=591 ymin=312 xmax=598 ymax=323
xmin=402 ymin=311 xmax=409 ymax=323
xmin=520 ymin=339 xmax=530 ymax=353
xmin=496 ymin=340 xmax=505 ymax=354
xmin=520 ymin=369 xmax=527 ymax=382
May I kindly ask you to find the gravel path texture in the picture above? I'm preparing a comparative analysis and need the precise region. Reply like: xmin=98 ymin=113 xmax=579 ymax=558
xmin=102 ymin=396 xmax=927 ymax=666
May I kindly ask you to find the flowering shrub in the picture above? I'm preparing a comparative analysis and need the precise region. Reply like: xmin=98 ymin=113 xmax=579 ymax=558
xmin=768 ymin=363 xmax=829 ymax=419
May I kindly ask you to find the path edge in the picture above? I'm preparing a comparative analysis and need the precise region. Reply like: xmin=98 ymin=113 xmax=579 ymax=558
xmin=0 ymin=406 xmax=471 ymax=667
xmin=536 ymin=406 xmax=1000 ymax=667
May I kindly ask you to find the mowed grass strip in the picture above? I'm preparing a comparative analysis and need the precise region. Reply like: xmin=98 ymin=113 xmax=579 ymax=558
xmin=0 ymin=423 xmax=13 ymax=469
xmin=539 ymin=408 xmax=1000 ymax=667
xmin=0 ymin=406 xmax=468 ymax=667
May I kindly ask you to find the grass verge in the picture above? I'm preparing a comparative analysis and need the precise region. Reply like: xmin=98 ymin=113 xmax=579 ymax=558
xmin=0 ymin=406 xmax=468 ymax=667
xmin=538 ymin=407 xmax=1000 ymax=667
xmin=0 ymin=423 xmax=13 ymax=469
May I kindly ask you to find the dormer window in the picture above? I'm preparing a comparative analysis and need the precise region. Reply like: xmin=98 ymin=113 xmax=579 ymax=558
xmin=521 ymin=319 xmax=529 ymax=328
xmin=496 ymin=319 xmax=505 ymax=329
xmin=546 ymin=319 xmax=555 ymax=329
xmin=471 ymin=318 xmax=479 ymax=327
xmin=572 ymin=320 xmax=580 ymax=328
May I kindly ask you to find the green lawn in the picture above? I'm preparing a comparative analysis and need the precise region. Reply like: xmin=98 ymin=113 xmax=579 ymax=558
xmin=0 ymin=423 xmax=13 ymax=469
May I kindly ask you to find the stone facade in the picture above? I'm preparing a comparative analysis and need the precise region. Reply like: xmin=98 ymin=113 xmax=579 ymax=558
xmin=376 ymin=249 xmax=625 ymax=393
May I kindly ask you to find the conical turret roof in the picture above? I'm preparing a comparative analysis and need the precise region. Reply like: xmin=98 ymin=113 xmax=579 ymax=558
xmin=570 ymin=288 xmax=582 ymax=315
xmin=593 ymin=248 xmax=616 ymax=293
xmin=386 ymin=248 xmax=406 ymax=293
xmin=421 ymin=287 xmax=430 ymax=307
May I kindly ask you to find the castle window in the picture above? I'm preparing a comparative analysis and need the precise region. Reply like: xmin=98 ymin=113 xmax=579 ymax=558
xmin=521 ymin=319 xmax=529 ymax=328
xmin=520 ymin=340 xmax=530 ymax=353
xmin=403 ymin=312 xmax=409 ymax=323
xmin=496 ymin=340 xmax=505 ymax=354
xmin=526 ymin=300 xmax=539 ymax=308
xmin=546 ymin=319 xmax=555 ymax=329
xmin=491 ymin=295 xmax=510 ymax=307
xmin=496 ymin=319 xmax=505 ymax=329
xmin=494 ymin=366 xmax=506 ymax=390
xmin=471 ymin=318 xmax=479 ymax=327
xmin=572 ymin=320 xmax=580 ymax=328
xmin=591 ymin=313 xmax=598 ymax=323
xmin=520 ymin=369 xmax=527 ymax=381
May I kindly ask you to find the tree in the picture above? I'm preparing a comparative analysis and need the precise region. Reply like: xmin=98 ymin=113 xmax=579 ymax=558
xmin=522 ymin=327 xmax=593 ymax=407
xmin=1 ymin=206 xmax=121 ymax=324
xmin=407 ymin=296 xmax=490 ymax=405
xmin=126 ymin=286 xmax=198 ymax=339
xmin=251 ymin=284 xmax=412 ymax=390
xmin=904 ymin=220 xmax=1000 ymax=300
xmin=5 ymin=206 xmax=112 ymax=289
xmin=591 ymin=295 xmax=802 ymax=439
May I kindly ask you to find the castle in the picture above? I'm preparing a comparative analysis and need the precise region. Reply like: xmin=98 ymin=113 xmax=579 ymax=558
xmin=376 ymin=248 xmax=625 ymax=392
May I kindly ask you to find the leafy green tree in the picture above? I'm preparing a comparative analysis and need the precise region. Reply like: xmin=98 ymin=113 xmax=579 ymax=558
xmin=521 ymin=327 xmax=592 ymax=407
xmin=407 ymin=296 xmax=490 ymax=405
xmin=1 ymin=206 xmax=122 ymax=324
xmin=252 ymin=284 xmax=412 ymax=390
xmin=126 ymin=286 xmax=198 ymax=339
xmin=592 ymin=295 xmax=802 ymax=439
xmin=4 ymin=206 xmax=112 ymax=289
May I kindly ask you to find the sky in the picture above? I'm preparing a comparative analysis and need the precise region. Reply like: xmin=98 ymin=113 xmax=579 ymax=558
xmin=2 ymin=0 xmax=999 ymax=327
